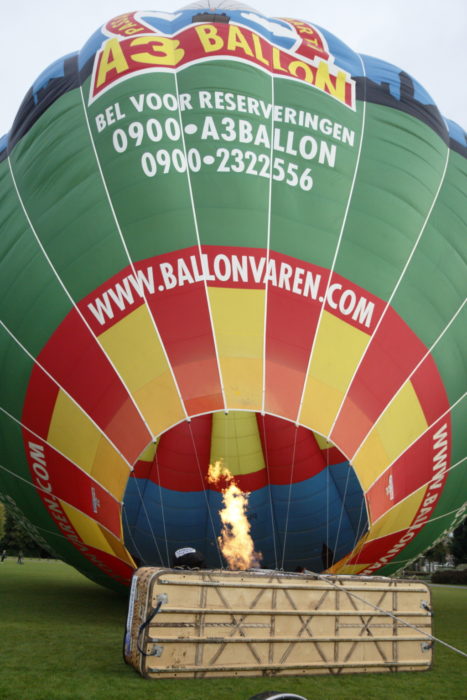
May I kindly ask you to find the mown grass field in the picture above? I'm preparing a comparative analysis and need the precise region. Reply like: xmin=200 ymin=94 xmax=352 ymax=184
xmin=0 ymin=559 xmax=465 ymax=700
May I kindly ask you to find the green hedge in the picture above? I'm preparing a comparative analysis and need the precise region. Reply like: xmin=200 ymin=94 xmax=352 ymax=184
xmin=431 ymin=569 xmax=467 ymax=585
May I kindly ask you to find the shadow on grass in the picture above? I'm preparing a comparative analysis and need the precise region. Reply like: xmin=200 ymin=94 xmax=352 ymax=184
xmin=1 ymin=560 xmax=128 ymax=626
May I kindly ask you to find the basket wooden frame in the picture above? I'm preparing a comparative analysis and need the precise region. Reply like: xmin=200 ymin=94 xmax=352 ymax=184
xmin=123 ymin=567 xmax=433 ymax=679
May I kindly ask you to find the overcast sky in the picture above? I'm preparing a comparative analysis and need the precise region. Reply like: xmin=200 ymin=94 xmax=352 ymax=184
xmin=1 ymin=0 xmax=465 ymax=137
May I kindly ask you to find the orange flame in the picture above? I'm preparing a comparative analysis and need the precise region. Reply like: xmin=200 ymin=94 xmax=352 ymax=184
xmin=207 ymin=460 xmax=262 ymax=570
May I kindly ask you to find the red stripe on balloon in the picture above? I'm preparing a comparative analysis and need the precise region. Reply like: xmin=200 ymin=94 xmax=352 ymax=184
xmin=78 ymin=263 xmax=146 ymax=335
xmin=146 ymin=252 xmax=223 ymax=416
xmin=21 ymin=365 xmax=59 ymax=438
xmin=37 ymin=308 xmax=151 ymax=463
xmin=366 ymin=415 xmax=451 ymax=523
xmin=84 ymin=548 xmax=134 ymax=585
xmin=323 ymin=446 xmax=348 ymax=465
xmin=18 ymin=442 xmax=133 ymax=582
xmin=257 ymin=414 xmax=328 ymax=483
xmin=131 ymin=414 xmax=346 ymax=492
xmin=132 ymin=461 xmax=271 ymax=493
xmin=132 ymin=459 xmax=153 ymax=481
xmin=22 ymin=431 xmax=122 ymax=538
xmin=331 ymin=307 xmax=427 ymax=457
xmin=346 ymin=530 xmax=402 ymax=566
xmin=132 ymin=415 xmax=212 ymax=491
xmin=410 ymin=354 xmax=450 ymax=424
xmin=264 ymin=285 xmax=322 ymax=420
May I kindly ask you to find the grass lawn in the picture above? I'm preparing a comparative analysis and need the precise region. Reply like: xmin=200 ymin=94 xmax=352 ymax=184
xmin=0 ymin=559 xmax=465 ymax=700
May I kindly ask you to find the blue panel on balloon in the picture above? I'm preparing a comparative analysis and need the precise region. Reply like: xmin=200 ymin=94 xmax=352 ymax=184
xmin=123 ymin=461 xmax=368 ymax=572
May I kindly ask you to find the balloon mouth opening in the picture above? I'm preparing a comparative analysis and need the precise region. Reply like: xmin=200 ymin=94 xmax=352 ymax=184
xmin=122 ymin=411 xmax=369 ymax=573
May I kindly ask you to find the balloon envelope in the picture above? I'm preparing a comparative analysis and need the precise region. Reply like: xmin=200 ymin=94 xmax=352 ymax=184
xmin=0 ymin=5 xmax=465 ymax=590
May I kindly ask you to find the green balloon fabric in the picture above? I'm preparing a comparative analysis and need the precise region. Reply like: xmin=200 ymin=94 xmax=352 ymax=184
xmin=0 ymin=5 xmax=465 ymax=590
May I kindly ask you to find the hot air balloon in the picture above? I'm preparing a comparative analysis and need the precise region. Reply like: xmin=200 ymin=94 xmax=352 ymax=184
xmin=0 ymin=3 xmax=465 ymax=591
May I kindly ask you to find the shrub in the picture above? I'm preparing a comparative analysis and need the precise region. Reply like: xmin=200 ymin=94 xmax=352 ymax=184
xmin=431 ymin=568 xmax=467 ymax=585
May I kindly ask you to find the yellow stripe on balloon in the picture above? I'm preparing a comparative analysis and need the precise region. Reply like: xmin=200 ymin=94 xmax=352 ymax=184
xmin=332 ymin=563 xmax=369 ymax=575
xmin=208 ymin=287 xmax=264 ymax=409
xmin=91 ymin=433 xmax=130 ymax=497
xmin=367 ymin=485 xmax=427 ymax=542
xmin=60 ymin=500 xmax=135 ymax=566
xmin=353 ymin=381 xmax=429 ymax=490
xmin=47 ymin=390 xmax=129 ymax=497
xmin=328 ymin=487 xmax=426 ymax=571
xmin=136 ymin=439 xmax=159 ymax=463
xmin=210 ymin=411 xmax=265 ymax=476
xmin=98 ymin=305 xmax=185 ymax=434
xmin=299 ymin=311 xmax=370 ymax=435
xmin=312 ymin=432 xmax=334 ymax=450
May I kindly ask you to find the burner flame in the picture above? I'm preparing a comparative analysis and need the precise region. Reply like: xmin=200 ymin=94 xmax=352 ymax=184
xmin=207 ymin=460 xmax=262 ymax=570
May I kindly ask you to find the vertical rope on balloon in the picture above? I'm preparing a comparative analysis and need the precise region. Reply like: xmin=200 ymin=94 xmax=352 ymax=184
xmin=187 ymin=419 xmax=224 ymax=568
xmin=280 ymin=423 xmax=300 ymax=570
xmin=152 ymin=440 xmax=170 ymax=567
xmin=261 ymin=414 xmax=279 ymax=571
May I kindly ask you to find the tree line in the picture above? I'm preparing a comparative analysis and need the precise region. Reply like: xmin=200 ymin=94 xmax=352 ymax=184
xmin=0 ymin=503 xmax=52 ymax=558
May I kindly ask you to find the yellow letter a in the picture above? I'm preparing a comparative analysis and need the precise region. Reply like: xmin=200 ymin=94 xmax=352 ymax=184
xmin=96 ymin=38 xmax=129 ymax=87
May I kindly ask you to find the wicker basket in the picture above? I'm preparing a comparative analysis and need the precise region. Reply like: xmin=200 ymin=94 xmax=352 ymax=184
xmin=123 ymin=567 xmax=433 ymax=679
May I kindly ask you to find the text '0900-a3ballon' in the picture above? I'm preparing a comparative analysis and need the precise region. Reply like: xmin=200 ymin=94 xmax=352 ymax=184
xmin=0 ymin=3 xmax=465 ymax=591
